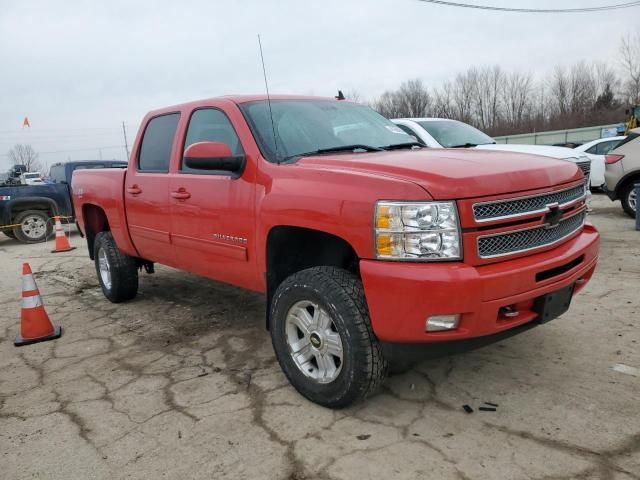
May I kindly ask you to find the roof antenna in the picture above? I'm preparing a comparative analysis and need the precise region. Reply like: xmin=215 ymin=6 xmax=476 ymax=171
xmin=335 ymin=90 xmax=345 ymax=100
xmin=257 ymin=34 xmax=280 ymax=164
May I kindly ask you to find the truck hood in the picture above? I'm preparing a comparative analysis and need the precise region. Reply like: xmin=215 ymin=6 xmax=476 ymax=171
xmin=475 ymin=143 xmax=586 ymax=162
xmin=296 ymin=148 xmax=582 ymax=199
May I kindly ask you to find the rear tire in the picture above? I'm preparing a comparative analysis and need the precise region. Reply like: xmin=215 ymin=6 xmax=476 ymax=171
xmin=270 ymin=267 xmax=387 ymax=408
xmin=93 ymin=231 xmax=138 ymax=303
xmin=620 ymin=182 xmax=638 ymax=218
xmin=13 ymin=210 xmax=52 ymax=243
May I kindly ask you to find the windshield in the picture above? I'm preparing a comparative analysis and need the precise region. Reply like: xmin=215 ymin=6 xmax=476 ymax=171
xmin=240 ymin=100 xmax=415 ymax=162
xmin=417 ymin=120 xmax=495 ymax=148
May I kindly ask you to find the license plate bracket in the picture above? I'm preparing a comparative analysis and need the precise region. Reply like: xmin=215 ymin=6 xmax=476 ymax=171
xmin=534 ymin=284 xmax=575 ymax=324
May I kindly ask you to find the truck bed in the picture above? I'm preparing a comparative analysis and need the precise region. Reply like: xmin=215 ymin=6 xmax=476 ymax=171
xmin=72 ymin=168 xmax=135 ymax=257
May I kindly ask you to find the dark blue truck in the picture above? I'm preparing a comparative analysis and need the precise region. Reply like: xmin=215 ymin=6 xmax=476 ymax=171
xmin=1 ymin=160 xmax=126 ymax=243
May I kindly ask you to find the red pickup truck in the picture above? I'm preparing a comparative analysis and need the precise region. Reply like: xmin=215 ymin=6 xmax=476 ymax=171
xmin=72 ymin=95 xmax=599 ymax=408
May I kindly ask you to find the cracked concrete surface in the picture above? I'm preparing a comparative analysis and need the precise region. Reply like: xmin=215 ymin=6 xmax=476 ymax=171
xmin=0 ymin=194 xmax=638 ymax=480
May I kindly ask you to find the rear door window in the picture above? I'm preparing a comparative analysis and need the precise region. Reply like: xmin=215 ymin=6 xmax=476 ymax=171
xmin=138 ymin=113 xmax=180 ymax=172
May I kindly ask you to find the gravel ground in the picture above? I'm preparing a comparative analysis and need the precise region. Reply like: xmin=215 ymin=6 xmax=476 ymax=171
xmin=0 ymin=194 xmax=638 ymax=480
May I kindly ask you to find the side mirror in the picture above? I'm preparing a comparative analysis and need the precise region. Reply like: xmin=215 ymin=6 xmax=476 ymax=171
xmin=183 ymin=141 xmax=244 ymax=173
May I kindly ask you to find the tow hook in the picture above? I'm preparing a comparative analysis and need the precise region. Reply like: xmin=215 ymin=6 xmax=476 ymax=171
xmin=499 ymin=305 xmax=519 ymax=319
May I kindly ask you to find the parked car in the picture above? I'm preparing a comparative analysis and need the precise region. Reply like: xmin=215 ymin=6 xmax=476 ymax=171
xmin=574 ymin=136 xmax=625 ymax=189
xmin=72 ymin=95 xmax=599 ymax=408
xmin=392 ymin=118 xmax=593 ymax=186
xmin=0 ymin=160 xmax=126 ymax=243
xmin=603 ymin=127 xmax=640 ymax=217
xmin=20 ymin=172 xmax=45 ymax=185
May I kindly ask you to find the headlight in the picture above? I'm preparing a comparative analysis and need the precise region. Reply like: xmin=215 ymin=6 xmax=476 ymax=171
xmin=375 ymin=201 xmax=461 ymax=261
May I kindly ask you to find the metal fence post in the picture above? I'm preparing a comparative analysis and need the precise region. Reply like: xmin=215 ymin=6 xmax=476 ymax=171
xmin=635 ymin=184 xmax=640 ymax=231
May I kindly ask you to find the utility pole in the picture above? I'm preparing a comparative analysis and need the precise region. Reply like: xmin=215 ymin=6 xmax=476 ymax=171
xmin=122 ymin=121 xmax=130 ymax=160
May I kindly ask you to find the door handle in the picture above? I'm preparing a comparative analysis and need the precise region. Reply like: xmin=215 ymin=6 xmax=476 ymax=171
xmin=171 ymin=189 xmax=191 ymax=200
xmin=127 ymin=185 xmax=142 ymax=195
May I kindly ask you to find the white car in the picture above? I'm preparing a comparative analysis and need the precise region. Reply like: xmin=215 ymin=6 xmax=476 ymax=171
xmin=574 ymin=136 xmax=625 ymax=189
xmin=392 ymin=118 xmax=593 ymax=187
xmin=20 ymin=172 xmax=45 ymax=185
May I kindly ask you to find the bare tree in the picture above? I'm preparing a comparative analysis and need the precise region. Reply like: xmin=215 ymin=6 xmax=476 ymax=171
xmin=372 ymin=90 xmax=407 ymax=118
xmin=502 ymin=71 xmax=533 ymax=131
xmin=344 ymin=89 xmax=365 ymax=104
xmin=620 ymin=31 xmax=640 ymax=104
xmin=451 ymin=70 xmax=476 ymax=123
xmin=8 ymin=144 xmax=43 ymax=172
xmin=372 ymin=79 xmax=431 ymax=118
xmin=473 ymin=65 xmax=504 ymax=132
xmin=549 ymin=66 xmax=570 ymax=118
xmin=395 ymin=79 xmax=431 ymax=118
xmin=432 ymin=81 xmax=456 ymax=118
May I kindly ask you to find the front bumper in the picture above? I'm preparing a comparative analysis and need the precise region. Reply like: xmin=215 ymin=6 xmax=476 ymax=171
xmin=360 ymin=224 xmax=599 ymax=343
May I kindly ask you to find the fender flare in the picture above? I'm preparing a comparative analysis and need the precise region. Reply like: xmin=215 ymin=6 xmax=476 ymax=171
xmin=614 ymin=170 xmax=640 ymax=197
xmin=2 ymin=196 xmax=61 ymax=225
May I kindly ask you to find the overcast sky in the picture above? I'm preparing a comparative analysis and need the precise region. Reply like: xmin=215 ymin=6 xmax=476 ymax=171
xmin=0 ymin=0 xmax=638 ymax=171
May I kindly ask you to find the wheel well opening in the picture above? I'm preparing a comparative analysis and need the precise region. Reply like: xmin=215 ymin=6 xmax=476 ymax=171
xmin=10 ymin=202 xmax=56 ymax=223
xmin=265 ymin=226 xmax=358 ymax=329
xmin=82 ymin=204 xmax=110 ymax=260
xmin=621 ymin=173 xmax=640 ymax=191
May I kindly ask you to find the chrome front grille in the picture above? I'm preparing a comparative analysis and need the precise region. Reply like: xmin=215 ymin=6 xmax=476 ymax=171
xmin=477 ymin=211 xmax=586 ymax=258
xmin=577 ymin=160 xmax=591 ymax=182
xmin=473 ymin=185 xmax=585 ymax=222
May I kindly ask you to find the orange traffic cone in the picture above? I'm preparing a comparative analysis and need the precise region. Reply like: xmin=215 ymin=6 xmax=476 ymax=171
xmin=14 ymin=262 xmax=62 ymax=347
xmin=51 ymin=216 xmax=75 ymax=253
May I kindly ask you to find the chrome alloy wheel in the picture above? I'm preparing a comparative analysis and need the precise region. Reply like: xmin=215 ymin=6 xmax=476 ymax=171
xmin=285 ymin=300 xmax=344 ymax=384
xmin=97 ymin=247 xmax=112 ymax=290
xmin=629 ymin=188 xmax=637 ymax=212
xmin=21 ymin=215 xmax=47 ymax=240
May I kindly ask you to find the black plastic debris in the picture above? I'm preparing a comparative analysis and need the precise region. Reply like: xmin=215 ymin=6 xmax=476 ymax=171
xmin=462 ymin=405 xmax=474 ymax=414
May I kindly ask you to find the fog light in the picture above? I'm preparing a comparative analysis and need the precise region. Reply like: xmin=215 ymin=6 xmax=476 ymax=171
xmin=426 ymin=314 xmax=460 ymax=332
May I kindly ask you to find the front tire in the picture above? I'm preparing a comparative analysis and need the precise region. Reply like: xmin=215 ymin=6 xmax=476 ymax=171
xmin=620 ymin=182 xmax=638 ymax=218
xmin=93 ymin=231 xmax=138 ymax=303
xmin=270 ymin=267 xmax=387 ymax=408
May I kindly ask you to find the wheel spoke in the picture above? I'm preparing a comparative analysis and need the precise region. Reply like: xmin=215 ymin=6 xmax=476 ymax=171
xmin=317 ymin=309 xmax=331 ymax=330
xmin=325 ymin=332 xmax=343 ymax=357
xmin=292 ymin=342 xmax=313 ymax=365
xmin=316 ymin=353 xmax=336 ymax=380
xmin=290 ymin=307 xmax=314 ymax=334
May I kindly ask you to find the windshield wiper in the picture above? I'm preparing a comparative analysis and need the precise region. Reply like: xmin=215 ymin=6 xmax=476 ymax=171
xmin=449 ymin=142 xmax=479 ymax=148
xmin=315 ymin=144 xmax=384 ymax=154
xmin=449 ymin=141 xmax=496 ymax=148
xmin=281 ymin=144 xmax=383 ymax=162
xmin=382 ymin=142 xmax=424 ymax=150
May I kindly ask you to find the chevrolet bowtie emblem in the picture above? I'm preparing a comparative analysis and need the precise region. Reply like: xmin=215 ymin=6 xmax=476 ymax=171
xmin=543 ymin=202 xmax=562 ymax=229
